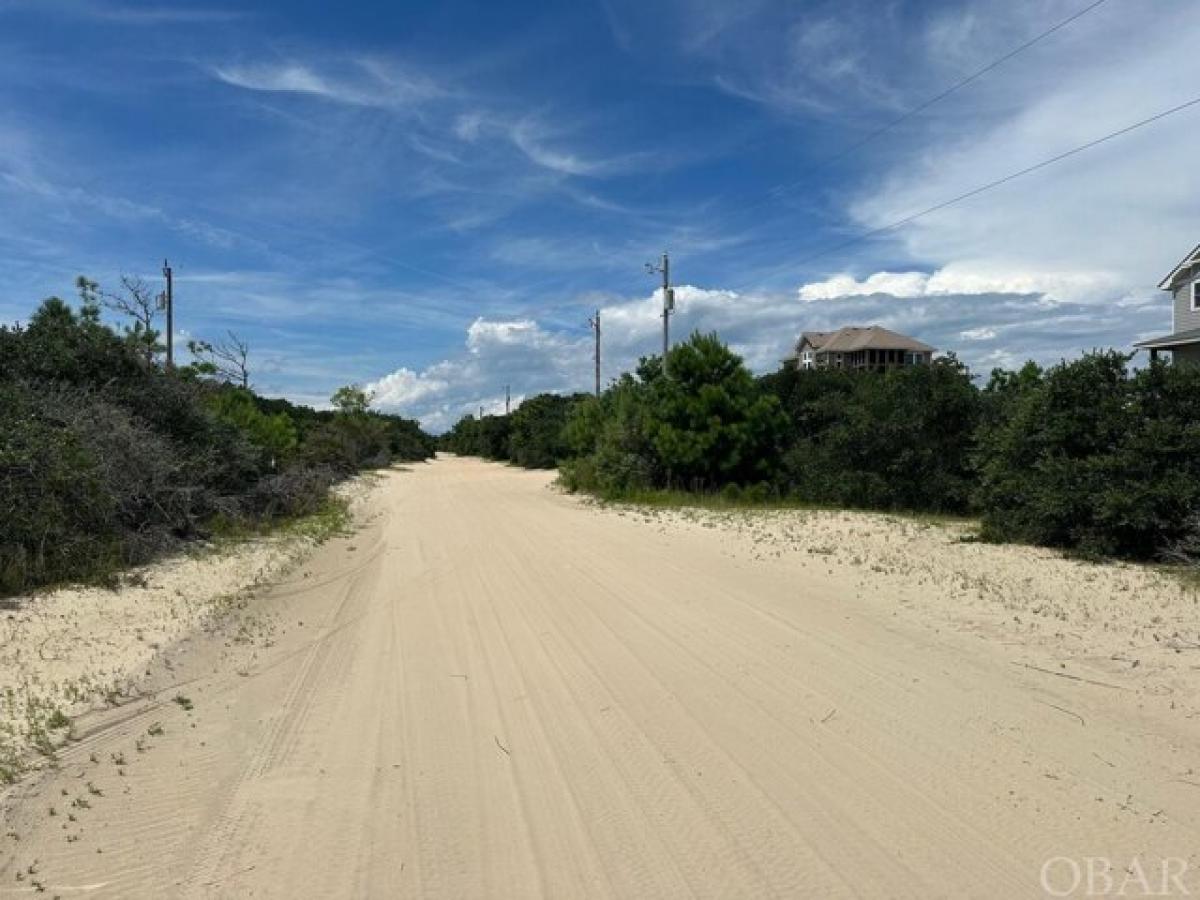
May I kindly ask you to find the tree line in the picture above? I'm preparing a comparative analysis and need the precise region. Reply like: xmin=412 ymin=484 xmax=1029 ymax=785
xmin=0 ymin=281 xmax=436 ymax=596
xmin=446 ymin=331 xmax=1200 ymax=562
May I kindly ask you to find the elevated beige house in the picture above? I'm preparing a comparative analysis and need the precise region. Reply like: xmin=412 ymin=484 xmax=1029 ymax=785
xmin=784 ymin=325 xmax=935 ymax=371
xmin=1135 ymin=244 xmax=1200 ymax=364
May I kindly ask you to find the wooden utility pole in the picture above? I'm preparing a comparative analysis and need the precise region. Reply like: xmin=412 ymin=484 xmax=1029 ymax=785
xmin=587 ymin=309 xmax=601 ymax=396
xmin=660 ymin=252 xmax=670 ymax=363
xmin=645 ymin=252 xmax=673 ymax=374
xmin=162 ymin=259 xmax=174 ymax=369
xmin=505 ymin=385 xmax=511 ymax=415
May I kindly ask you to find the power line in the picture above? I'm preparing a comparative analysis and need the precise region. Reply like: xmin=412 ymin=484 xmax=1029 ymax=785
xmin=443 ymin=0 xmax=1109 ymax=334
xmin=738 ymin=92 xmax=1200 ymax=290
xmin=444 ymin=93 xmax=1198 ymax=387
xmin=744 ymin=0 xmax=1111 ymax=215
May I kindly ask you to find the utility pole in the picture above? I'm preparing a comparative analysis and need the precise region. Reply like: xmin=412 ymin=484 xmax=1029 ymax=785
xmin=161 ymin=259 xmax=174 ymax=369
xmin=505 ymin=385 xmax=510 ymax=415
xmin=587 ymin=309 xmax=601 ymax=396
xmin=645 ymin=251 xmax=673 ymax=373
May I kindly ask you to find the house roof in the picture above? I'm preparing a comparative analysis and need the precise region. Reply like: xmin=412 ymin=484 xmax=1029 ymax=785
xmin=796 ymin=330 xmax=833 ymax=350
xmin=798 ymin=325 xmax=935 ymax=354
xmin=1133 ymin=327 xmax=1200 ymax=350
xmin=1158 ymin=243 xmax=1200 ymax=291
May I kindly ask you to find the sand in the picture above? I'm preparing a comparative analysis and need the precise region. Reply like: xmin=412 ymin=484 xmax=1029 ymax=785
xmin=0 ymin=478 xmax=374 ymax=779
xmin=1 ymin=455 xmax=1198 ymax=898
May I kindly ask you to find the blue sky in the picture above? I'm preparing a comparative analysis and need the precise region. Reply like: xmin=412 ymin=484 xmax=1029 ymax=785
xmin=2 ymin=0 xmax=1199 ymax=429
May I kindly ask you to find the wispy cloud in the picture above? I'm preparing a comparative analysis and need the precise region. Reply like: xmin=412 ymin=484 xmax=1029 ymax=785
xmin=507 ymin=117 xmax=655 ymax=178
xmin=211 ymin=57 xmax=656 ymax=189
xmin=4 ymin=0 xmax=1190 ymax=421
xmin=844 ymin=0 xmax=1200 ymax=297
xmin=0 ymin=1 xmax=247 ymax=25
xmin=212 ymin=59 xmax=444 ymax=110
xmin=91 ymin=4 xmax=246 ymax=25
xmin=0 ymin=166 xmax=251 ymax=251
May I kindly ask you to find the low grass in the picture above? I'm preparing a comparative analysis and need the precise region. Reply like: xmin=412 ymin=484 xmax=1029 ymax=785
xmin=566 ymin=482 xmax=978 ymax=530
xmin=278 ymin=496 xmax=353 ymax=543
xmin=201 ymin=494 xmax=352 ymax=551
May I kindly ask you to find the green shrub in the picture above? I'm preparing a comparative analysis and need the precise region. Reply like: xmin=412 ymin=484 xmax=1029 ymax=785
xmin=0 ymin=291 xmax=434 ymax=596
xmin=508 ymin=393 xmax=587 ymax=468
xmin=440 ymin=412 xmax=512 ymax=461
xmin=640 ymin=334 xmax=786 ymax=489
xmin=563 ymin=334 xmax=784 ymax=493
xmin=207 ymin=387 xmax=298 ymax=464
xmin=975 ymin=353 xmax=1200 ymax=558
xmin=0 ymin=382 xmax=192 ymax=592
xmin=765 ymin=356 xmax=980 ymax=513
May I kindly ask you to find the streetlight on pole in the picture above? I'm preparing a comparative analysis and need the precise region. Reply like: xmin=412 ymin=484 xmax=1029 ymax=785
xmin=645 ymin=251 xmax=673 ymax=374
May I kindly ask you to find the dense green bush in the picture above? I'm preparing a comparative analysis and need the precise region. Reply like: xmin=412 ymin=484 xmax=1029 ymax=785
xmin=1 ymin=383 xmax=132 ymax=592
xmin=440 ymin=413 xmax=513 ymax=461
xmin=641 ymin=335 xmax=786 ymax=489
xmin=975 ymin=352 xmax=1200 ymax=558
xmin=207 ymin=387 xmax=299 ymax=464
xmin=0 ymin=289 xmax=434 ymax=595
xmin=508 ymin=393 xmax=587 ymax=468
xmin=562 ymin=333 xmax=785 ymax=493
xmin=0 ymin=381 xmax=250 ymax=593
xmin=248 ymin=392 xmax=435 ymax=464
xmin=763 ymin=356 xmax=981 ymax=513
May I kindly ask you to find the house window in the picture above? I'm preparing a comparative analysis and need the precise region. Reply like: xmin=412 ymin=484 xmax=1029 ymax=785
xmin=1193 ymin=280 xmax=1200 ymax=311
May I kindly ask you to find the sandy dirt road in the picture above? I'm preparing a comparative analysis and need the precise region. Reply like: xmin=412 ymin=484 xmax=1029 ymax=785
xmin=2 ymin=456 xmax=1198 ymax=898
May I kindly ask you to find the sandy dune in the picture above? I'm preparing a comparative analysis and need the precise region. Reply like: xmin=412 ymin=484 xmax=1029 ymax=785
xmin=2 ymin=456 xmax=1198 ymax=898
xmin=0 ymin=479 xmax=374 ymax=782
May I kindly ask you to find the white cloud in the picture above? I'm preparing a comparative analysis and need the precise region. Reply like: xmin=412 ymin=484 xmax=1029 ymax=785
xmin=365 ymin=314 xmax=585 ymax=431
xmin=215 ymin=63 xmax=333 ymax=97
xmin=507 ymin=117 xmax=655 ymax=178
xmin=212 ymin=60 xmax=442 ymax=110
xmin=799 ymin=271 xmax=932 ymax=301
xmin=798 ymin=266 xmax=1121 ymax=304
xmin=508 ymin=120 xmax=605 ymax=177
xmin=368 ymin=367 xmax=449 ymax=408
